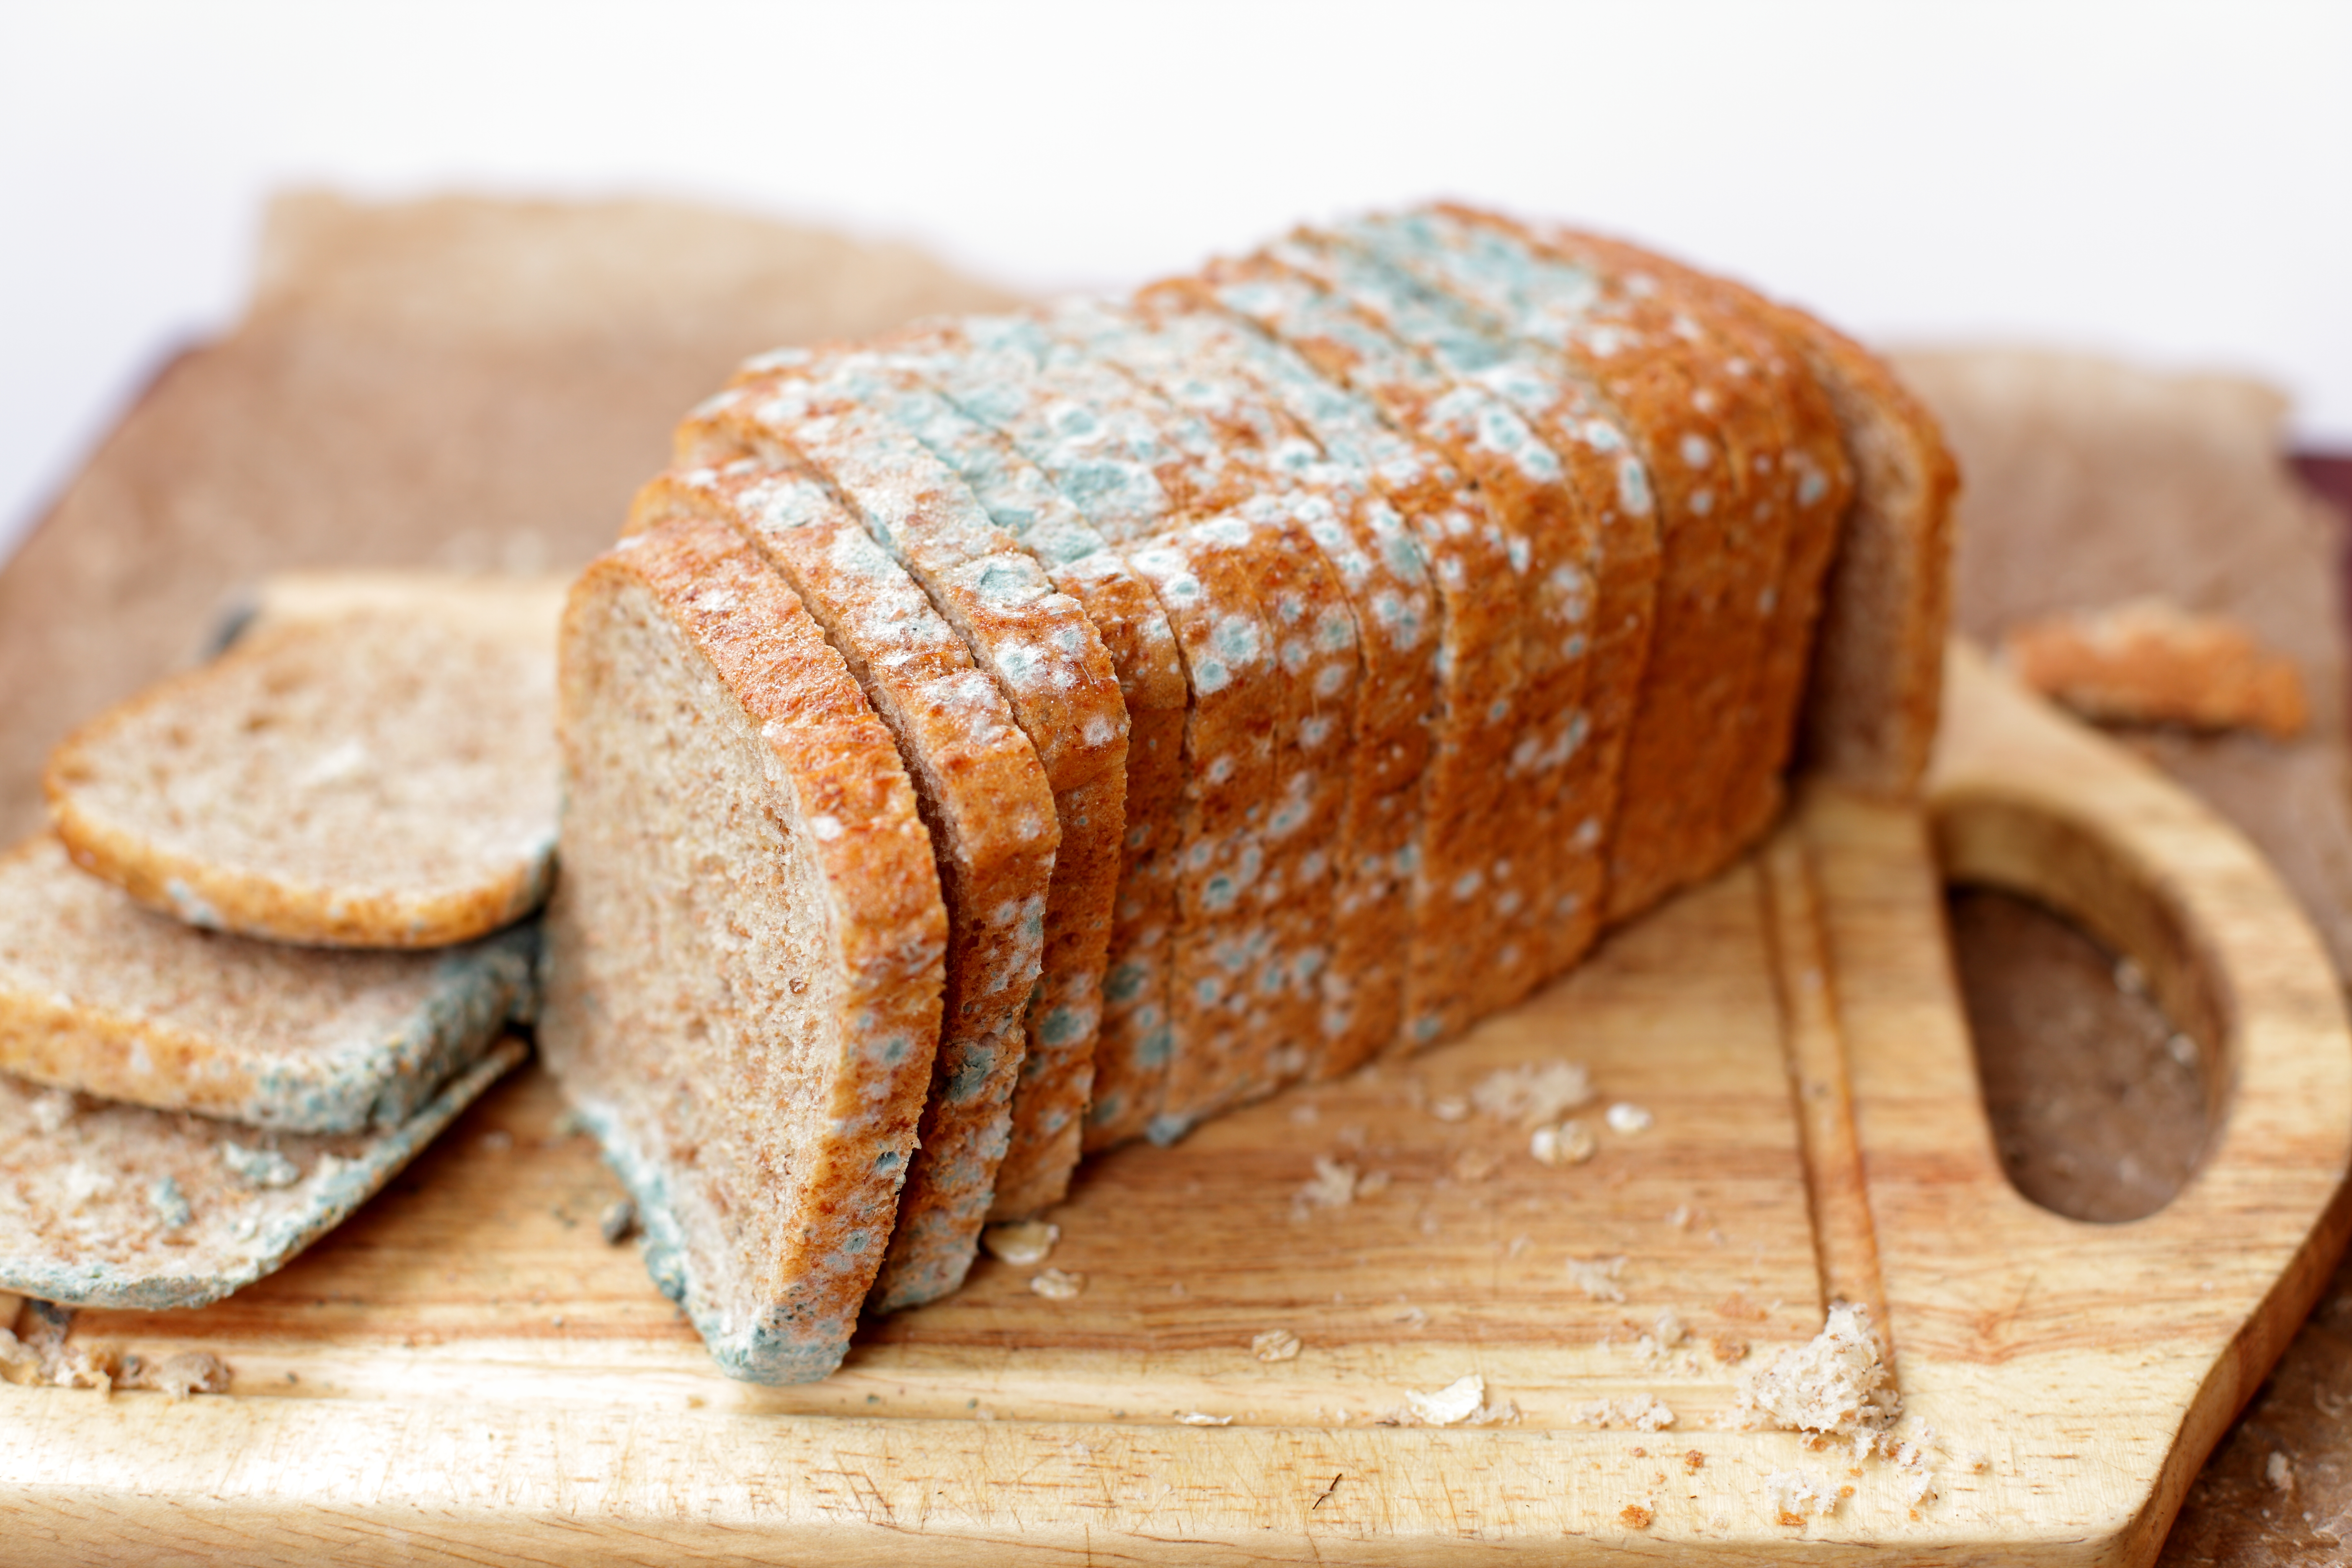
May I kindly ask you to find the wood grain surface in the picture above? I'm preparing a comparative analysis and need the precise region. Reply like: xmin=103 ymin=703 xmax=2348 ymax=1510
xmin=3 ymin=649 xmax=2346 ymax=1563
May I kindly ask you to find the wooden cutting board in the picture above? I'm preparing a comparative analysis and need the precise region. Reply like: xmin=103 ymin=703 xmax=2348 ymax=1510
xmin=6 ymin=645 xmax=2348 ymax=1565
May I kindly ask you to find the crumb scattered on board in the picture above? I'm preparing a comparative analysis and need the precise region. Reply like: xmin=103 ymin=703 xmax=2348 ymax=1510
xmin=2001 ymin=596 xmax=2309 ymax=739
xmin=982 ymin=1220 xmax=1058 ymax=1266
xmin=0 ymin=1303 xmax=229 ymax=1398
xmin=1251 ymin=1328 xmax=1301 ymax=1363
xmin=1028 ymin=1268 xmax=1082 ymax=1300
xmin=1568 ymin=1255 xmax=1627 ymax=1302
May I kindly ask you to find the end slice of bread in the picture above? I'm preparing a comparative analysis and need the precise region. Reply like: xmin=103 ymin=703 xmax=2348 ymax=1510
xmin=541 ymin=517 xmax=948 ymax=1383
xmin=0 ymin=833 xmax=534 ymax=1132
xmin=0 ymin=1037 xmax=524 ymax=1310
xmin=47 ymin=596 xmax=561 ymax=949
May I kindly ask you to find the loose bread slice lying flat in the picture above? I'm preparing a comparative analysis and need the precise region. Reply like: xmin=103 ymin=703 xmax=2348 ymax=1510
xmin=0 ymin=1038 xmax=524 ymax=1310
xmin=47 ymin=594 xmax=561 ymax=949
xmin=542 ymin=516 xmax=947 ymax=1383
xmin=0 ymin=834 xmax=534 ymax=1131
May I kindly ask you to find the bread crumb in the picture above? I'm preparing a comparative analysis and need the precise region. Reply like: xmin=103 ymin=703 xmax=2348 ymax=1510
xmin=1619 ymin=1502 xmax=1654 ymax=1529
xmin=2001 ymin=598 xmax=2308 ymax=739
xmin=1298 ymin=1155 xmax=1360 ymax=1210
xmin=1178 ymin=1411 xmax=1233 ymax=1426
xmin=1684 ymin=1449 xmax=1706 ymax=1473
xmin=1766 ymin=1469 xmax=1841 ymax=1523
xmin=982 ymin=1220 xmax=1059 ymax=1265
xmin=1251 ymin=1329 xmax=1302 ymax=1363
xmin=1652 ymin=1310 xmax=1688 ymax=1349
xmin=2269 ymin=1452 xmax=2296 ymax=1493
xmin=1737 ymin=1303 xmax=1901 ymax=1440
xmin=599 ymin=1198 xmax=637 ymax=1245
xmin=1606 ymin=1102 xmax=1653 ymax=1135
xmin=1468 ymin=1061 xmax=1593 ymax=1126
xmin=1906 ymin=1468 xmax=1939 ymax=1508
xmin=1573 ymin=1395 xmax=1676 ymax=1431
xmin=1710 ymin=1335 xmax=1751 ymax=1364
xmin=1029 ymin=1268 xmax=1083 ymax=1300
xmin=1429 ymin=1095 xmax=1470 ymax=1122
xmin=1567 ymin=1255 xmax=1627 ymax=1302
xmin=123 ymin=1351 xmax=231 ymax=1400
xmin=1287 ymin=1101 xmax=1318 ymax=1124
xmin=1404 ymin=1373 xmax=1486 ymax=1426
xmin=1530 ymin=1119 xmax=1599 ymax=1166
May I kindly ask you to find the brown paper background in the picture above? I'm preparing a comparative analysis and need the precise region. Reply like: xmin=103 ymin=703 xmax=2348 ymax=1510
xmin=1 ymin=196 xmax=2347 ymax=1560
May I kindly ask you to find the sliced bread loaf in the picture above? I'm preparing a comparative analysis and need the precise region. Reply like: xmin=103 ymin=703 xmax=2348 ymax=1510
xmin=0 ymin=1037 xmax=524 ymax=1310
xmin=47 ymin=596 xmax=560 ymax=949
xmin=0 ymin=833 xmax=534 ymax=1131
xmin=541 ymin=516 xmax=947 ymax=1382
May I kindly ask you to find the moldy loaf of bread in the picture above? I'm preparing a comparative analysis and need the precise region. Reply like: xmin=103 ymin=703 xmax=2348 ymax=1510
xmin=543 ymin=205 xmax=1957 ymax=1383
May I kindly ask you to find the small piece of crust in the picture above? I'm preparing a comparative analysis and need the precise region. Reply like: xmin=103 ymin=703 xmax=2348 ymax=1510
xmin=0 ymin=833 xmax=534 ymax=1131
xmin=47 ymin=599 xmax=561 ymax=949
xmin=541 ymin=516 xmax=947 ymax=1383
xmin=0 ymin=1038 xmax=524 ymax=1310
xmin=2002 ymin=598 xmax=2309 ymax=739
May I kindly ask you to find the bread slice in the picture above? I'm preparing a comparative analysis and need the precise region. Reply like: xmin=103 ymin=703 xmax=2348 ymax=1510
xmin=1260 ymin=229 xmax=1624 ymax=990
xmin=0 ymin=1037 xmax=524 ymax=1310
xmin=541 ymin=516 xmax=947 ymax=1382
xmin=46 ymin=596 xmax=560 ymax=949
xmin=1061 ymin=300 xmax=1433 ymax=1080
xmin=1503 ymin=222 xmax=1852 ymax=890
xmin=677 ymin=369 xmax=1129 ymax=1233
xmin=1351 ymin=210 xmax=1772 ymax=923
xmin=1323 ymin=212 xmax=1668 ymax=976
xmin=0 ymin=833 xmax=534 ymax=1131
xmin=1513 ymin=230 xmax=1960 ymax=798
xmin=921 ymin=313 xmax=1351 ymax=1135
xmin=732 ymin=356 xmax=1190 ymax=1163
xmin=1194 ymin=256 xmax=1570 ymax=1045
xmin=626 ymin=463 xmax=1060 ymax=1309
xmin=239 ymin=570 xmax=571 ymax=642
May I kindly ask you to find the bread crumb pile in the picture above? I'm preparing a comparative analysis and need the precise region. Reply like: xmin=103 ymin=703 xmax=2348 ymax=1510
xmin=1737 ymin=1301 xmax=1901 ymax=1443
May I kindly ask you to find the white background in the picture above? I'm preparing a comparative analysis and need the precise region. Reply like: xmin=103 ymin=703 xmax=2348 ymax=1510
xmin=4 ymin=0 xmax=2348 ymax=563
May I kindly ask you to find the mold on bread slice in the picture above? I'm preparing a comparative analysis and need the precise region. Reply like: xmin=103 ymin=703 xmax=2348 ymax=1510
xmin=1044 ymin=301 xmax=1372 ymax=1116
xmin=0 ymin=834 xmax=534 ymax=1132
xmin=1349 ymin=210 xmax=1769 ymax=924
xmin=1310 ymin=215 xmax=1661 ymax=982
xmin=1497 ymin=219 xmax=1853 ymax=894
xmin=1498 ymin=221 xmax=1959 ymax=799
xmin=627 ymin=463 xmax=1059 ymax=1310
xmin=924 ymin=314 xmax=1345 ymax=1137
xmin=1194 ymin=256 xmax=1552 ymax=1047
xmin=541 ymin=516 xmax=946 ymax=1383
xmin=678 ymin=370 xmax=1128 ymax=1236
xmin=46 ymin=601 xmax=559 ymax=950
xmin=687 ymin=348 xmax=1189 ymax=1171
xmin=1260 ymin=230 xmax=1619 ymax=999
xmin=0 ymin=1037 xmax=524 ymax=1310
xmin=1125 ymin=289 xmax=1477 ymax=1074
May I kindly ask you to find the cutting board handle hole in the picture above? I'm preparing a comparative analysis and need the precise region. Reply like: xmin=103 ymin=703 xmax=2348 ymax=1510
xmin=1936 ymin=798 xmax=2224 ymax=1223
